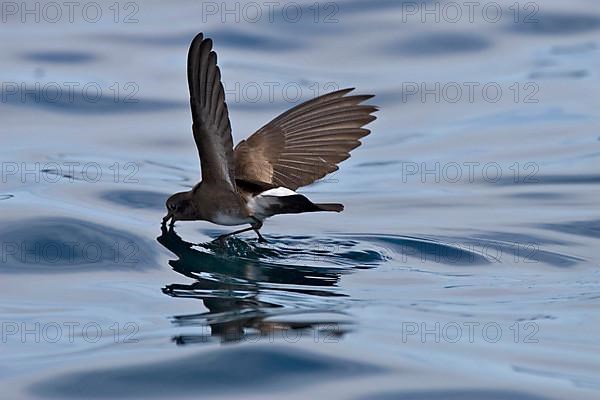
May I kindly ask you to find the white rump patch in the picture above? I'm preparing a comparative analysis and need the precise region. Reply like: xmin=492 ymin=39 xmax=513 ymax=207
xmin=247 ymin=187 xmax=298 ymax=220
xmin=258 ymin=187 xmax=297 ymax=197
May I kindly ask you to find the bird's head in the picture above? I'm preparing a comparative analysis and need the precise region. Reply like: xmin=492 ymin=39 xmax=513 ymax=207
xmin=163 ymin=191 xmax=193 ymax=226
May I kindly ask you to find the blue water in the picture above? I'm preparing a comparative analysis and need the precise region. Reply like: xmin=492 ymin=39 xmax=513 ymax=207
xmin=1 ymin=1 xmax=600 ymax=399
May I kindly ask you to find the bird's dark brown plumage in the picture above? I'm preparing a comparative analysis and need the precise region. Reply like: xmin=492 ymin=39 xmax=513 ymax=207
xmin=234 ymin=88 xmax=377 ymax=190
xmin=188 ymin=33 xmax=236 ymax=189
xmin=163 ymin=32 xmax=377 ymax=241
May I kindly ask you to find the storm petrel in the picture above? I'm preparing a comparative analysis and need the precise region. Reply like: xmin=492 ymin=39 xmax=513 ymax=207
xmin=162 ymin=33 xmax=377 ymax=242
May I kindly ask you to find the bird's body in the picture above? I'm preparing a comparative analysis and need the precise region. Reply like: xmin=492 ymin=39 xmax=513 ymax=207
xmin=163 ymin=33 xmax=377 ymax=241
xmin=184 ymin=183 xmax=251 ymax=226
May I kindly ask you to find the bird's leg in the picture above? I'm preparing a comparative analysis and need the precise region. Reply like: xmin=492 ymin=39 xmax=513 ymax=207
xmin=250 ymin=217 xmax=267 ymax=243
xmin=253 ymin=229 xmax=267 ymax=243
xmin=215 ymin=218 xmax=266 ymax=243
xmin=216 ymin=226 xmax=254 ymax=242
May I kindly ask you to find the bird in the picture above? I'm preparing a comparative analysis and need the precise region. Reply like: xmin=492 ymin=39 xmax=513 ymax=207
xmin=162 ymin=32 xmax=377 ymax=242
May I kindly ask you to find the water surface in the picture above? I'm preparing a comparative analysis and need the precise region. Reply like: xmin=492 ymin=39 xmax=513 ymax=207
xmin=1 ymin=1 xmax=599 ymax=399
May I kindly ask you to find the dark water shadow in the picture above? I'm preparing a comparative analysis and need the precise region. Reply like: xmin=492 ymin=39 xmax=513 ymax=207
xmin=481 ymin=174 xmax=600 ymax=186
xmin=509 ymin=12 xmax=600 ymax=35
xmin=99 ymin=29 xmax=299 ymax=51
xmin=529 ymin=69 xmax=588 ymax=80
xmin=210 ymin=30 xmax=301 ymax=51
xmin=101 ymin=190 xmax=167 ymax=210
xmin=261 ymin=0 xmax=437 ymax=36
xmin=389 ymin=33 xmax=491 ymax=56
xmin=156 ymin=227 xmax=540 ymax=343
xmin=352 ymin=234 xmax=491 ymax=266
xmin=349 ymin=233 xmax=583 ymax=268
xmin=364 ymin=389 xmax=552 ymax=400
xmin=539 ymin=220 xmax=600 ymax=239
xmin=29 ymin=345 xmax=382 ymax=398
xmin=431 ymin=233 xmax=584 ymax=268
xmin=0 ymin=86 xmax=184 ymax=114
xmin=22 ymin=51 xmax=97 ymax=64
xmin=0 ymin=218 xmax=157 ymax=273
xmin=508 ymin=192 xmax=568 ymax=200
xmin=335 ymin=0 xmax=434 ymax=14
xmin=157 ymin=227 xmax=357 ymax=344
xmin=551 ymin=42 xmax=597 ymax=55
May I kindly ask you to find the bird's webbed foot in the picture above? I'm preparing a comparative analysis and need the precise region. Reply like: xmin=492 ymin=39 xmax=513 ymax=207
xmin=250 ymin=217 xmax=267 ymax=243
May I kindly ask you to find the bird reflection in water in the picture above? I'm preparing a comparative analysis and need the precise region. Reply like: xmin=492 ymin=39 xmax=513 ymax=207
xmin=157 ymin=226 xmax=353 ymax=344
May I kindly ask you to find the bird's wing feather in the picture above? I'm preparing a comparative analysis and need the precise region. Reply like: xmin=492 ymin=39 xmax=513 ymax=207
xmin=234 ymin=88 xmax=377 ymax=190
xmin=188 ymin=33 xmax=236 ymax=189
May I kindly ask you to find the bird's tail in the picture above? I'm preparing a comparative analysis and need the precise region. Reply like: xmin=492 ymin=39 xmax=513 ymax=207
xmin=266 ymin=195 xmax=343 ymax=215
xmin=249 ymin=189 xmax=344 ymax=220
xmin=315 ymin=203 xmax=344 ymax=212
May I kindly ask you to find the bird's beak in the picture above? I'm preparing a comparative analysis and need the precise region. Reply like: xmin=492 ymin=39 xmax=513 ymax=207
xmin=162 ymin=212 xmax=173 ymax=226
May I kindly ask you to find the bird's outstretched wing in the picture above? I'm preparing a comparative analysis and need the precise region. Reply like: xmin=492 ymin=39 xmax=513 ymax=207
xmin=234 ymin=88 xmax=377 ymax=190
xmin=188 ymin=33 xmax=236 ymax=190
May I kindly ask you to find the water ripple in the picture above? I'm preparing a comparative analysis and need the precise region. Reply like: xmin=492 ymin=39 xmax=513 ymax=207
xmin=22 ymin=51 xmax=97 ymax=64
xmin=510 ymin=13 xmax=600 ymax=35
xmin=390 ymin=33 xmax=492 ymax=56
xmin=29 ymin=345 xmax=383 ymax=398
xmin=540 ymin=220 xmax=600 ymax=239
xmin=101 ymin=190 xmax=167 ymax=210
xmin=1 ymin=86 xmax=184 ymax=114
xmin=364 ymin=389 xmax=552 ymax=400
xmin=0 ymin=218 xmax=157 ymax=273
